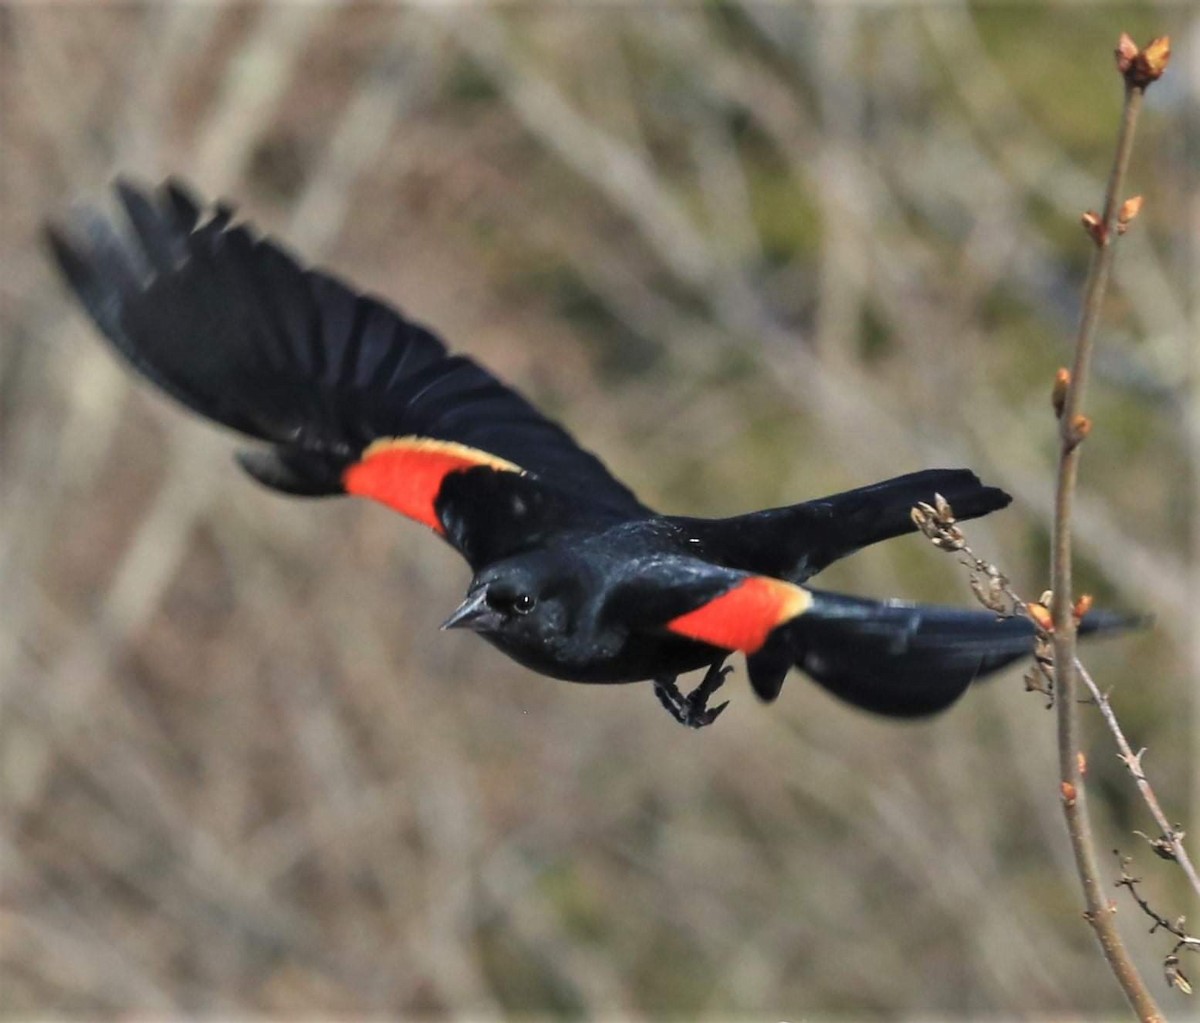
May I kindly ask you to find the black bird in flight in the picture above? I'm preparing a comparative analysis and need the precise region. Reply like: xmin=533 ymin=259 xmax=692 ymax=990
xmin=47 ymin=179 xmax=1121 ymax=728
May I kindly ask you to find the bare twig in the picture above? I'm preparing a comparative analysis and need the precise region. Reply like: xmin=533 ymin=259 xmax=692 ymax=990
xmin=1047 ymin=35 xmax=1169 ymax=1021
xmin=1115 ymin=851 xmax=1200 ymax=995
xmin=1077 ymin=660 xmax=1200 ymax=903
xmin=915 ymin=477 xmax=1197 ymax=1014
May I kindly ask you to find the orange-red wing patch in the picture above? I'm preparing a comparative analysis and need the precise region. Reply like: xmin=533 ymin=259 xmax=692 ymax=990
xmin=343 ymin=437 xmax=523 ymax=534
xmin=666 ymin=576 xmax=813 ymax=653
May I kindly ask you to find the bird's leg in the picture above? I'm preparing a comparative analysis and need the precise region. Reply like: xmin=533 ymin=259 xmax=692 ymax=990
xmin=652 ymin=658 xmax=732 ymax=729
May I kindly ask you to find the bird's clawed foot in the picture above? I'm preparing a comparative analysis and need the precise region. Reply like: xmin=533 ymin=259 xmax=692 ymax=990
xmin=653 ymin=660 xmax=732 ymax=729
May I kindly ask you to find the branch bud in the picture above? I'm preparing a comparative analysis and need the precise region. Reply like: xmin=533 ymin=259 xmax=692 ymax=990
xmin=1061 ymin=781 xmax=1077 ymax=807
xmin=1116 ymin=195 xmax=1143 ymax=235
xmin=1052 ymin=368 xmax=1071 ymax=418
xmin=1066 ymin=414 xmax=1092 ymax=448
xmin=1073 ymin=594 xmax=1094 ymax=622
xmin=1027 ymin=602 xmax=1054 ymax=634
xmin=1137 ymin=36 xmax=1171 ymax=84
xmin=1081 ymin=210 xmax=1106 ymax=246
xmin=1077 ymin=751 xmax=1088 ymax=777
xmin=1115 ymin=33 xmax=1139 ymax=75
xmin=1117 ymin=33 xmax=1171 ymax=89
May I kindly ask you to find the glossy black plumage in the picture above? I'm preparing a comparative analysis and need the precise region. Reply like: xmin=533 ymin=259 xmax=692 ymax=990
xmin=47 ymin=179 xmax=1131 ymax=726
xmin=48 ymin=178 xmax=645 ymax=568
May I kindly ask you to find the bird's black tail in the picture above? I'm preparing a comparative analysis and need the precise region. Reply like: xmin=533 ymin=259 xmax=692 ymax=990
xmin=747 ymin=590 xmax=1134 ymax=716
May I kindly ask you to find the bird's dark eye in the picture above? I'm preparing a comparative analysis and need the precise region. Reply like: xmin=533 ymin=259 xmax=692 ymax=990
xmin=512 ymin=593 xmax=536 ymax=615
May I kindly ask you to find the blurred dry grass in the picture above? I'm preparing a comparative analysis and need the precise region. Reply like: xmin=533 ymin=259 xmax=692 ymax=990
xmin=2 ymin=3 xmax=1198 ymax=1019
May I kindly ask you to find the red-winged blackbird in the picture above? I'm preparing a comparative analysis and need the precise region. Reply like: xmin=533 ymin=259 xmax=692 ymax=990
xmin=47 ymin=179 xmax=1125 ymax=728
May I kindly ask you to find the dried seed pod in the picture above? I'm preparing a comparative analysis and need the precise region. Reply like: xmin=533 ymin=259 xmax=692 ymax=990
xmin=970 ymin=569 xmax=1008 ymax=614
xmin=932 ymin=532 xmax=965 ymax=552
xmin=1165 ymin=954 xmax=1192 ymax=995
xmin=1034 ymin=634 xmax=1053 ymax=664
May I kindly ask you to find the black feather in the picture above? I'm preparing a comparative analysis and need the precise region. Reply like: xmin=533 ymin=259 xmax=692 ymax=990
xmin=47 ymin=178 xmax=650 ymax=567
xmin=773 ymin=591 xmax=1136 ymax=716
xmin=674 ymin=468 xmax=1011 ymax=583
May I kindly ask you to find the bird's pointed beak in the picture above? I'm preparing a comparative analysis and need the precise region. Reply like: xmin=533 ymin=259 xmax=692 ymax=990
xmin=441 ymin=588 xmax=501 ymax=632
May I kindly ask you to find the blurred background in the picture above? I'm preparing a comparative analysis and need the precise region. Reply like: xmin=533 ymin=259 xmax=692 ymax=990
xmin=3 ymin=3 xmax=1198 ymax=1018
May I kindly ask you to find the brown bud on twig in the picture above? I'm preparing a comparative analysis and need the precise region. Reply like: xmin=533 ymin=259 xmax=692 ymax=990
xmin=1136 ymin=36 xmax=1171 ymax=86
xmin=1027 ymin=602 xmax=1054 ymax=634
xmin=1116 ymin=195 xmax=1143 ymax=235
xmin=1061 ymin=781 xmax=1078 ymax=807
xmin=1052 ymin=368 xmax=1071 ymax=418
xmin=1117 ymin=33 xmax=1171 ymax=89
xmin=1115 ymin=33 xmax=1139 ymax=75
xmin=1077 ymin=751 xmax=1088 ymax=777
xmin=1066 ymin=413 xmax=1092 ymax=448
xmin=1073 ymin=594 xmax=1094 ymax=622
xmin=1081 ymin=210 xmax=1106 ymax=246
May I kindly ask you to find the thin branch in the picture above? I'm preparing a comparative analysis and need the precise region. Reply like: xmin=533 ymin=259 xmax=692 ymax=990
xmin=914 ymin=480 xmax=1197 ymax=1013
xmin=1077 ymin=659 xmax=1200 ymax=903
xmin=1049 ymin=35 xmax=1168 ymax=1019
xmin=916 ymin=496 xmax=1199 ymax=1004
xmin=1115 ymin=851 xmax=1200 ymax=995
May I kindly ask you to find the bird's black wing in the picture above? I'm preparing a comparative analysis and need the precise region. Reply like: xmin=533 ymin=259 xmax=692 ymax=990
xmin=672 ymin=469 xmax=1011 ymax=582
xmin=47 ymin=178 xmax=651 ymax=569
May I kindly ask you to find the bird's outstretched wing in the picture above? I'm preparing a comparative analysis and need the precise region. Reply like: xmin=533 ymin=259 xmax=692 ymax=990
xmin=671 ymin=468 xmax=1011 ymax=583
xmin=47 ymin=178 xmax=651 ymax=568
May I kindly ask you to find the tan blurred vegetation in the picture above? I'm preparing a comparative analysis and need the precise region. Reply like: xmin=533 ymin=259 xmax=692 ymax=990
xmin=2 ymin=3 xmax=1198 ymax=1018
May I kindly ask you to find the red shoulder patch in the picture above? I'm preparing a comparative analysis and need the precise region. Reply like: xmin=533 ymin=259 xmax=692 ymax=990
xmin=666 ymin=576 xmax=812 ymax=653
xmin=343 ymin=437 xmax=522 ymax=534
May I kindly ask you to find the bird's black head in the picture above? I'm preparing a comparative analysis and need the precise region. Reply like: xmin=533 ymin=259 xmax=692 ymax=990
xmin=441 ymin=551 xmax=586 ymax=657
